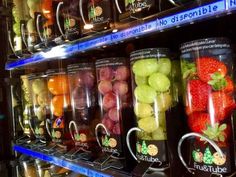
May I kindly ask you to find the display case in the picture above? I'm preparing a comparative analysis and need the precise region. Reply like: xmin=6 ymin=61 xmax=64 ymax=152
xmin=4 ymin=0 xmax=236 ymax=176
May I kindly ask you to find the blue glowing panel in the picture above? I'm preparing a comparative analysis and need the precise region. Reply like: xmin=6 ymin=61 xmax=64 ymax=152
xmin=157 ymin=0 xmax=225 ymax=30
xmin=6 ymin=53 xmax=44 ymax=70
xmin=111 ymin=21 xmax=157 ymax=42
xmin=14 ymin=145 xmax=112 ymax=177
xmin=78 ymin=35 xmax=112 ymax=51
xmin=228 ymin=0 xmax=236 ymax=9
xmin=65 ymin=43 xmax=80 ymax=54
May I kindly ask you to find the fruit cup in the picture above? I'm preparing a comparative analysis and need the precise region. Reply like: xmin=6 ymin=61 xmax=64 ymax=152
xmin=45 ymin=69 xmax=71 ymax=147
xmin=56 ymin=0 xmax=81 ymax=41
xmin=67 ymin=63 xmax=99 ymax=157
xmin=95 ymin=58 xmax=132 ymax=162
xmin=36 ymin=0 xmax=63 ymax=47
xmin=179 ymin=38 xmax=236 ymax=176
xmin=127 ymin=48 xmax=172 ymax=171
xmin=19 ymin=75 xmax=34 ymax=142
xmin=114 ymin=0 xmax=159 ymax=21
xmin=28 ymin=73 xmax=50 ymax=144
xmin=20 ymin=0 xmax=42 ymax=53
xmin=79 ymin=0 xmax=114 ymax=32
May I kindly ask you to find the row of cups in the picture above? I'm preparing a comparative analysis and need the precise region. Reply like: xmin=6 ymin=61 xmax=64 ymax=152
xmin=10 ymin=0 xmax=191 ymax=55
xmin=15 ymin=37 xmax=236 ymax=176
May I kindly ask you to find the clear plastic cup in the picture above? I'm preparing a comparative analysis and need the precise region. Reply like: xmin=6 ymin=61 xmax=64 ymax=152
xmin=45 ymin=69 xmax=71 ymax=144
xmin=128 ymin=48 xmax=172 ymax=167
xmin=67 ymin=63 xmax=98 ymax=151
xmin=180 ymin=37 xmax=236 ymax=176
xmin=95 ymin=57 xmax=132 ymax=157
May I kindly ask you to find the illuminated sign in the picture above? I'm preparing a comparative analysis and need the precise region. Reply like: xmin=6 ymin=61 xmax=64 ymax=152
xmin=111 ymin=21 xmax=157 ymax=42
xmin=228 ymin=0 xmax=236 ymax=9
xmin=14 ymin=145 xmax=112 ymax=177
xmin=79 ymin=35 xmax=112 ymax=51
xmin=157 ymin=0 xmax=225 ymax=29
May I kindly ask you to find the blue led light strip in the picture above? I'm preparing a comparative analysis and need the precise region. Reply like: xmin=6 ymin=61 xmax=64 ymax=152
xmin=14 ymin=145 xmax=112 ymax=177
xmin=157 ymin=0 xmax=225 ymax=29
xmin=5 ymin=0 xmax=233 ymax=70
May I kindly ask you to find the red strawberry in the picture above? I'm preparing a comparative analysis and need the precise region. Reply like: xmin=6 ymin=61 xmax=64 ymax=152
xmin=196 ymin=57 xmax=227 ymax=82
xmin=188 ymin=112 xmax=211 ymax=133
xmin=186 ymin=79 xmax=211 ymax=114
xmin=222 ymin=76 xmax=234 ymax=93
xmin=208 ymin=91 xmax=236 ymax=121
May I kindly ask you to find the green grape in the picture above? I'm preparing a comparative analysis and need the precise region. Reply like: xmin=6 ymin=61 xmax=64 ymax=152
xmin=32 ymin=79 xmax=47 ymax=94
xmin=134 ymin=85 xmax=157 ymax=104
xmin=35 ymin=106 xmax=46 ymax=121
xmin=152 ymin=127 xmax=167 ymax=140
xmin=134 ymin=102 xmax=153 ymax=118
xmin=12 ymin=7 xmax=20 ymax=22
xmin=137 ymin=131 xmax=152 ymax=140
xmin=27 ymin=0 xmax=40 ymax=9
xmin=132 ymin=59 xmax=159 ymax=77
xmin=138 ymin=116 xmax=158 ymax=133
xmin=157 ymin=58 xmax=171 ymax=76
xmin=27 ymin=18 xmax=36 ymax=33
xmin=148 ymin=72 xmax=170 ymax=92
xmin=135 ymin=75 xmax=148 ymax=85
xmin=13 ymin=23 xmax=21 ymax=36
xmin=154 ymin=92 xmax=172 ymax=111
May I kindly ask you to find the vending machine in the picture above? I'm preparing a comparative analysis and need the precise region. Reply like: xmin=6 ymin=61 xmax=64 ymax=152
xmin=3 ymin=0 xmax=236 ymax=176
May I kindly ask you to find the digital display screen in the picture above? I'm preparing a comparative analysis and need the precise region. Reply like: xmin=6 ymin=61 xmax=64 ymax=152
xmin=228 ymin=0 xmax=236 ymax=9
xmin=157 ymin=0 xmax=225 ymax=29
xmin=111 ymin=21 xmax=157 ymax=42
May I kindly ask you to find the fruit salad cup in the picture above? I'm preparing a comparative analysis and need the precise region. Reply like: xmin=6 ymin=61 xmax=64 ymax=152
xmin=127 ymin=48 xmax=172 ymax=171
xmin=36 ymin=0 xmax=63 ymax=47
xmin=80 ymin=0 xmax=113 ymax=32
xmin=95 ymin=58 xmax=132 ymax=169
xmin=179 ymin=38 xmax=236 ymax=176
xmin=114 ymin=0 xmax=159 ymax=21
xmin=56 ymin=0 xmax=81 ymax=41
xmin=28 ymin=73 xmax=50 ymax=145
xmin=45 ymin=69 xmax=72 ymax=150
xmin=67 ymin=63 xmax=99 ymax=160
xmin=18 ymin=75 xmax=34 ymax=144
xmin=20 ymin=0 xmax=42 ymax=53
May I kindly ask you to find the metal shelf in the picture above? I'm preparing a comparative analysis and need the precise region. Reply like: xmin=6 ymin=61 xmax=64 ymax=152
xmin=5 ymin=0 xmax=235 ymax=70
xmin=14 ymin=145 xmax=131 ymax=177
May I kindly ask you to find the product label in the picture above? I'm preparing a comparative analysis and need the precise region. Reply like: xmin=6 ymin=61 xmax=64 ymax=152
xmin=126 ymin=0 xmax=154 ymax=13
xmin=67 ymin=63 xmax=94 ymax=74
xmin=64 ymin=17 xmax=80 ymax=36
xmin=136 ymin=139 xmax=168 ymax=163
xmin=101 ymin=134 xmax=122 ymax=155
xmin=180 ymin=38 xmax=230 ymax=53
xmin=43 ymin=25 xmax=54 ymax=41
xmin=52 ymin=116 xmax=65 ymax=143
xmin=130 ymin=48 xmax=169 ymax=62
xmin=95 ymin=58 xmax=127 ymax=68
xmin=35 ymin=124 xmax=46 ymax=139
xmin=88 ymin=0 xmax=111 ymax=25
xmin=74 ymin=133 xmax=90 ymax=149
xmin=190 ymin=143 xmax=231 ymax=174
